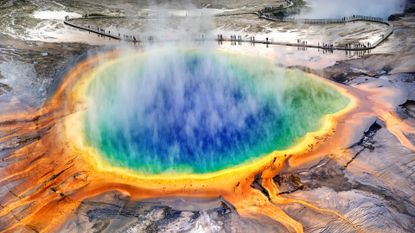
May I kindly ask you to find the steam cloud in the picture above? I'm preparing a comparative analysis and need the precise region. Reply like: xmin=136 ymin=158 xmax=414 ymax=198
xmin=80 ymin=0 xmax=349 ymax=174
xmin=298 ymin=0 xmax=405 ymax=19
xmin=130 ymin=0 xmax=215 ymax=45
xmin=84 ymin=49 xmax=348 ymax=173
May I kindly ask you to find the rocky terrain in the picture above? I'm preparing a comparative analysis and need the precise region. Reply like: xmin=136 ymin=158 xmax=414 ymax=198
xmin=0 ymin=0 xmax=414 ymax=233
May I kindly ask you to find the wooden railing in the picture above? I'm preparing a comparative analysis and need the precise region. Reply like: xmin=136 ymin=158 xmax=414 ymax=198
xmin=63 ymin=2 xmax=394 ymax=51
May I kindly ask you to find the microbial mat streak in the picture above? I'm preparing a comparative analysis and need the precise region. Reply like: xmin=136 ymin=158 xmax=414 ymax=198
xmin=1 ymin=48 xmax=413 ymax=233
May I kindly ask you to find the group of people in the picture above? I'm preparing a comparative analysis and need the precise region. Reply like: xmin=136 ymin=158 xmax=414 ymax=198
xmin=122 ymin=34 xmax=138 ymax=41
xmin=318 ymin=42 xmax=334 ymax=49
xmin=229 ymin=35 xmax=243 ymax=42
xmin=345 ymin=48 xmax=370 ymax=57
xmin=345 ymin=42 xmax=372 ymax=49
xmin=218 ymin=34 xmax=272 ymax=45
xmin=87 ymin=25 xmax=143 ymax=42
xmin=297 ymin=39 xmax=308 ymax=46
xmin=229 ymin=35 xmax=242 ymax=45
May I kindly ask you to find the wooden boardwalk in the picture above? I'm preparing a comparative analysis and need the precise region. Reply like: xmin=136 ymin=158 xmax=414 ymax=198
xmin=63 ymin=1 xmax=394 ymax=51
xmin=257 ymin=14 xmax=394 ymax=51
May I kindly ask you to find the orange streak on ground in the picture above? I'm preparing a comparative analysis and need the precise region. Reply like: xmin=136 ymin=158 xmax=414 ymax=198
xmin=2 ymin=50 xmax=413 ymax=233
xmin=355 ymin=83 xmax=415 ymax=152
xmin=226 ymin=188 xmax=304 ymax=233
xmin=375 ymin=109 xmax=415 ymax=151
xmin=259 ymin=151 xmax=361 ymax=232
xmin=0 ymin=50 xmax=356 ymax=232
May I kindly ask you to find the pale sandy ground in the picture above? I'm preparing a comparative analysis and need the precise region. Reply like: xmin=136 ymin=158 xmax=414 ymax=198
xmin=1 ymin=0 xmax=414 ymax=233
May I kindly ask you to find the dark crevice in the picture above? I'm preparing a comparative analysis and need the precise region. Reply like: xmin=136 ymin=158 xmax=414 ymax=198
xmin=0 ymin=83 xmax=11 ymax=96
xmin=344 ymin=121 xmax=382 ymax=169
xmin=90 ymin=220 xmax=110 ymax=233
xmin=277 ymin=187 xmax=303 ymax=195
xmin=250 ymin=172 xmax=271 ymax=200
xmin=0 ymin=123 xmax=53 ymax=161
xmin=400 ymin=100 xmax=415 ymax=107
xmin=219 ymin=196 xmax=237 ymax=214
xmin=46 ymin=164 xmax=75 ymax=183
xmin=343 ymin=147 xmax=365 ymax=169
xmin=274 ymin=173 xmax=305 ymax=195
xmin=399 ymin=99 xmax=415 ymax=119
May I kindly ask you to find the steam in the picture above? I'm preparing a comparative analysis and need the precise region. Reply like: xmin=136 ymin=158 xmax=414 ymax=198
xmin=83 ymin=48 xmax=348 ymax=174
xmin=79 ymin=1 xmax=349 ymax=174
xmin=298 ymin=0 xmax=405 ymax=19
xmin=122 ymin=0 xmax=216 ymax=46
xmin=33 ymin=10 xmax=81 ymax=20
xmin=86 ymin=51 xmax=284 ymax=172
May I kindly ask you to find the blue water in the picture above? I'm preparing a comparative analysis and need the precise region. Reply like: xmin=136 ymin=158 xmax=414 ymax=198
xmin=84 ymin=50 xmax=349 ymax=174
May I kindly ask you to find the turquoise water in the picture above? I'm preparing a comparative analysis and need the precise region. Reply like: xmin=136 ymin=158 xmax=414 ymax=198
xmin=84 ymin=49 xmax=349 ymax=174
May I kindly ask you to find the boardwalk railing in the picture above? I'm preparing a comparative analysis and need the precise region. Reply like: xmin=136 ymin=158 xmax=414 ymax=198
xmin=63 ymin=4 xmax=394 ymax=52
xmin=64 ymin=17 xmax=121 ymax=40
xmin=256 ymin=13 xmax=394 ymax=50
xmin=258 ymin=14 xmax=389 ymax=26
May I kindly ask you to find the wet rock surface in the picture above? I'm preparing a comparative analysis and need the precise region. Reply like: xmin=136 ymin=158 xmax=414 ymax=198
xmin=0 ymin=35 xmax=96 ymax=113
xmin=399 ymin=100 xmax=415 ymax=118
xmin=272 ymin=117 xmax=415 ymax=232
xmin=268 ymin=13 xmax=415 ymax=232
xmin=60 ymin=194 xmax=286 ymax=233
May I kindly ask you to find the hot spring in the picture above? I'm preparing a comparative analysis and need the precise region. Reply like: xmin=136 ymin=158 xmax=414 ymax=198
xmin=79 ymin=48 xmax=349 ymax=175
